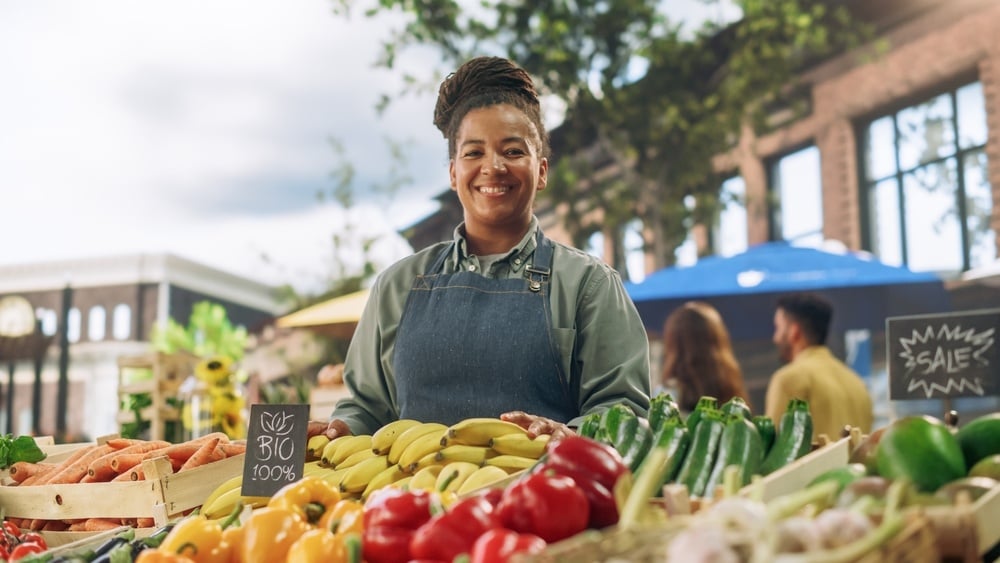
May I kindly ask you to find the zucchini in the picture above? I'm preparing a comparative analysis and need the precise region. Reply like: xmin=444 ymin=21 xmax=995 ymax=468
xmin=702 ymin=414 xmax=764 ymax=496
xmin=955 ymin=412 xmax=1000 ymax=469
xmin=621 ymin=416 xmax=653 ymax=473
xmin=684 ymin=396 xmax=719 ymax=433
xmin=651 ymin=418 xmax=691 ymax=488
xmin=674 ymin=408 xmax=726 ymax=497
xmin=600 ymin=403 xmax=636 ymax=445
xmin=752 ymin=415 xmax=776 ymax=455
xmin=647 ymin=392 xmax=681 ymax=432
xmin=721 ymin=396 xmax=752 ymax=420
xmin=576 ymin=412 xmax=603 ymax=440
xmin=758 ymin=398 xmax=813 ymax=475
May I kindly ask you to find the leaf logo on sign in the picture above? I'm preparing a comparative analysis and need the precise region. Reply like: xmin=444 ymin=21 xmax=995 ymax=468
xmin=260 ymin=411 xmax=295 ymax=436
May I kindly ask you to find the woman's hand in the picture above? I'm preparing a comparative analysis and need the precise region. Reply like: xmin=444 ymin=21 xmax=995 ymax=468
xmin=306 ymin=418 xmax=353 ymax=441
xmin=500 ymin=411 xmax=576 ymax=442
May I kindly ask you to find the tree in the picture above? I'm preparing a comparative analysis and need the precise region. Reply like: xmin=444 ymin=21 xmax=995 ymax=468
xmin=332 ymin=0 xmax=872 ymax=275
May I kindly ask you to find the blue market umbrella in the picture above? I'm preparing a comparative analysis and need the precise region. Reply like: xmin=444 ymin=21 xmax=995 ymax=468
xmin=625 ymin=241 xmax=951 ymax=341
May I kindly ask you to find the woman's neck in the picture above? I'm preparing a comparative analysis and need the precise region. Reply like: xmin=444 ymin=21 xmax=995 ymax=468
xmin=464 ymin=222 xmax=530 ymax=256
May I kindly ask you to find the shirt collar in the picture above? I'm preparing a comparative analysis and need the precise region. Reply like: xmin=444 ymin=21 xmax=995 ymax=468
xmin=451 ymin=217 xmax=539 ymax=272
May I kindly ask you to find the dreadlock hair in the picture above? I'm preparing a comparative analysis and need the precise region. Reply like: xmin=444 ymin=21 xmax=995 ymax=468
xmin=433 ymin=56 xmax=549 ymax=159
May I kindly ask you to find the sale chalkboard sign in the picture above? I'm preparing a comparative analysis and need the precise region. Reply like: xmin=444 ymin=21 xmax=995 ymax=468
xmin=241 ymin=403 xmax=310 ymax=497
xmin=886 ymin=308 xmax=999 ymax=400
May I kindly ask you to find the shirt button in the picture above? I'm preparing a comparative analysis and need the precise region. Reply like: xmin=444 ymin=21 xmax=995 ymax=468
xmin=468 ymin=265 xmax=476 ymax=271
xmin=513 ymin=258 xmax=521 ymax=265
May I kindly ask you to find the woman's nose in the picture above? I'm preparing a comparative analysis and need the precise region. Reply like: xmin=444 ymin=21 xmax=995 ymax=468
xmin=483 ymin=154 xmax=506 ymax=173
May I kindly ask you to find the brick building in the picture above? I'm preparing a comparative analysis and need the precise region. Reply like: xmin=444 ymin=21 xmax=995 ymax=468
xmin=401 ymin=0 xmax=1000 ymax=421
xmin=0 ymin=254 xmax=281 ymax=441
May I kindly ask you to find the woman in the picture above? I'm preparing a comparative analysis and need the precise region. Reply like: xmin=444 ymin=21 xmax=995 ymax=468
xmin=308 ymin=56 xmax=650 ymax=441
xmin=659 ymin=301 xmax=750 ymax=414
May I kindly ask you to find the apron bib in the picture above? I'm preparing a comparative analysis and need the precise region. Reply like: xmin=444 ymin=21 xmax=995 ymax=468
xmin=393 ymin=232 xmax=575 ymax=425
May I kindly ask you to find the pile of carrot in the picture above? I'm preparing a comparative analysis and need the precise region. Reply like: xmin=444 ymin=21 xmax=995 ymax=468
xmin=3 ymin=432 xmax=246 ymax=532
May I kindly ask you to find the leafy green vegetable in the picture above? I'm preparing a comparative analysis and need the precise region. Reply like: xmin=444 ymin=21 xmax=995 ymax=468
xmin=0 ymin=434 xmax=46 ymax=470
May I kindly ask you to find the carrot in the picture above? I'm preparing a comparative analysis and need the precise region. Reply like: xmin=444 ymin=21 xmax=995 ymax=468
xmin=42 ymin=520 xmax=69 ymax=531
xmin=104 ymin=438 xmax=144 ymax=450
xmin=9 ymin=462 xmax=55 ymax=484
xmin=179 ymin=437 xmax=223 ymax=471
xmin=43 ymin=444 xmax=115 ymax=485
xmin=86 ymin=440 xmax=170 ymax=482
xmin=28 ymin=444 xmax=100 ymax=485
xmin=68 ymin=518 xmax=122 ymax=532
xmin=218 ymin=442 xmax=246 ymax=457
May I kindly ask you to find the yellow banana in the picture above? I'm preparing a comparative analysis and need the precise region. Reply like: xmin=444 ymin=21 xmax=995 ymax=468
xmin=340 ymin=455 xmax=390 ymax=494
xmin=409 ymin=451 xmax=443 ymax=474
xmin=456 ymin=465 xmax=511 ymax=496
xmin=392 ymin=476 xmax=413 ymax=491
xmin=201 ymin=474 xmax=243 ymax=514
xmin=443 ymin=418 xmax=528 ymax=447
xmin=319 ymin=465 xmax=353 ymax=490
xmin=303 ymin=460 xmax=327 ymax=476
xmin=307 ymin=434 xmax=331 ymax=459
xmin=434 ymin=461 xmax=482 ymax=493
xmin=321 ymin=435 xmax=354 ymax=466
xmin=362 ymin=463 xmax=410 ymax=500
xmin=484 ymin=454 xmax=539 ymax=473
xmin=202 ymin=486 xmax=269 ymax=519
xmin=398 ymin=431 xmax=447 ymax=472
xmin=336 ymin=448 xmax=378 ymax=470
xmin=435 ymin=445 xmax=495 ymax=466
xmin=328 ymin=435 xmax=374 ymax=467
xmin=409 ymin=465 xmax=444 ymax=492
xmin=488 ymin=433 xmax=550 ymax=458
xmin=371 ymin=419 xmax=424 ymax=455
xmin=388 ymin=422 xmax=448 ymax=465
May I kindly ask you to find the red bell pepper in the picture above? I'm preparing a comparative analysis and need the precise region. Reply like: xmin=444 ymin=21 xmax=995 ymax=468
xmin=496 ymin=470 xmax=589 ymax=543
xmin=363 ymin=487 xmax=435 ymax=563
xmin=410 ymin=494 xmax=501 ymax=561
xmin=540 ymin=434 xmax=628 ymax=529
xmin=469 ymin=528 xmax=546 ymax=563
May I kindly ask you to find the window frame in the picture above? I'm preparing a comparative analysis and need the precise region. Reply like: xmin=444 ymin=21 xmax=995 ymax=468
xmin=855 ymin=75 xmax=990 ymax=274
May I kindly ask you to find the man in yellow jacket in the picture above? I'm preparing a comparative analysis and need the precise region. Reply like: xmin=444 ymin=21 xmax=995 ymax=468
xmin=765 ymin=293 xmax=874 ymax=440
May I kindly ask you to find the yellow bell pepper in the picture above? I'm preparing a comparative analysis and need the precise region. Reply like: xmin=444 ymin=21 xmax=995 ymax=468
xmin=239 ymin=506 xmax=311 ymax=563
xmin=285 ymin=529 xmax=362 ymax=563
xmin=317 ymin=498 xmax=363 ymax=538
xmin=154 ymin=503 xmax=241 ymax=563
xmin=269 ymin=475 xmax=342 ymax=526
xmin=221 ymin=524 xmax=245 ymax=563
xmin=134 ymin=551 xmax=195 ymax=563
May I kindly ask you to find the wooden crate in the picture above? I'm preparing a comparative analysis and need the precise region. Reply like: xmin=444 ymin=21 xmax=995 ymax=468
xmin=0 ymin=436 xmax=96 ymax=486
xmin=117 ymin=351 xmax=197 ymax=441
xmin=919 ymin=483 xmax=1000 ymax=562
xmin=0 ymin=452 xmax=244 ymax=546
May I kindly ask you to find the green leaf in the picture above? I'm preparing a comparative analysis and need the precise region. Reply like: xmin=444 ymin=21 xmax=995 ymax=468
xmin=0 ymin=434 xmax=46 ymax=469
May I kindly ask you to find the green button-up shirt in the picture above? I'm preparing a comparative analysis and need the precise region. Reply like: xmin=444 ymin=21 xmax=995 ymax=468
xmin=332 ymin=218 xmax=651 ymax=435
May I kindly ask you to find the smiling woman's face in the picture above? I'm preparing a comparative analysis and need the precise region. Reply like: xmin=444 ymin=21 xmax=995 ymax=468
xmin=449 ymin=104 xmax=547 ymax=247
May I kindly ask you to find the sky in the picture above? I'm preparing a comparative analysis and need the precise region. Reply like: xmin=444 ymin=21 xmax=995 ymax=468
xmin=0 ymin=0 xmax=739 ymax=295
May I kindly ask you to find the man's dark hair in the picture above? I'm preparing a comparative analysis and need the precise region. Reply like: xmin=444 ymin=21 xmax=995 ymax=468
xmin=776 ymin=293 xmax=833 ymax=345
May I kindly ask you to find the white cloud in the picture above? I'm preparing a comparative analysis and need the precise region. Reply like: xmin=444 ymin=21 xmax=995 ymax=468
xmin=0 ymin=0 xmax=446 ymax=293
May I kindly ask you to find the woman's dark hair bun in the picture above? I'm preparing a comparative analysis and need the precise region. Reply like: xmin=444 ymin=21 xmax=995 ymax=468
xmin=433 ymin=56 xmax=545 ymax=156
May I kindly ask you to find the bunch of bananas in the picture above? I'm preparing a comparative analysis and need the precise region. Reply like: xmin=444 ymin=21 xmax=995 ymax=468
xmin=302 ymin=417 xmax=551 ymax=501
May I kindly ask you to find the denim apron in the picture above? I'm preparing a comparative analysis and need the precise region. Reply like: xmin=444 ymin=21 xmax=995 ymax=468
xmin=393 ymin=231 xmax=576 ymax=425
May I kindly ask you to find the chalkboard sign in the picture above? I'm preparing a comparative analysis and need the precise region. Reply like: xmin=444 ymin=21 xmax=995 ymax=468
xmin=886 ymin=308 xmax=1000 ymax=400
xmin=242 ymin=403 xmax=310 ymax=497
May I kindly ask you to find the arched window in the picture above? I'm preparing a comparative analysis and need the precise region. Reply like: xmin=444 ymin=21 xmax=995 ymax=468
xmin=113 ymin=304 xmax=132 ymax=340
xmin=67 ymin=308 xmax=81 ymax=343
xmin=36 ymin=308 xmax=58 ymax=336
xmin=88 ymin=306 xmax=106 ymax=341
